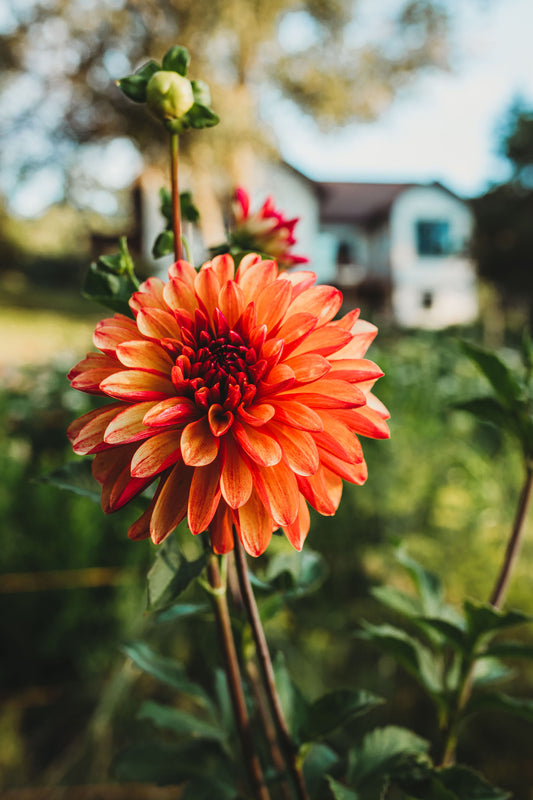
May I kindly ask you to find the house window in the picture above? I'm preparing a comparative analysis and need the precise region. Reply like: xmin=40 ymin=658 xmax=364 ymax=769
xmin=421 ymin=291 xmax=433 ymax=309
xmin=416 ymin=220 xmax=450 ymax=256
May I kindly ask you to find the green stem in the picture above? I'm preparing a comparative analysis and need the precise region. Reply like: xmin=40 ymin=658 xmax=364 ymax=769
xmin=440 ymin=463 xmax=533 ymax=766
xmin=233 ymin=535 xmax=310 ymax=800
xmin=206 ymin=555 xmax=270 ymax=800
xmin=170 ymin=133 xmax=182 ymax=262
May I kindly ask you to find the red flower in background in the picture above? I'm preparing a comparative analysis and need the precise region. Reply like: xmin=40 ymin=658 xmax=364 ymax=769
xmin=230 ymin=188 xmax=309 ymax=270
xmin=67 ymin=254 xmax=389 ymax=556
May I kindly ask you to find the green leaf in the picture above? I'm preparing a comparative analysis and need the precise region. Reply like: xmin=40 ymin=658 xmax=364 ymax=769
xmin=123 ymin=641 xmax=213 ymax=709
xmin=357 ymin=622 xmax=442 ymax=695
xmin=37 ymin=460 xmax=100 ymax=503
xmin=155 ymin=602 xmax=209 ymax=624
xmin=82 ymin=237 xmax=139 ymax=315
xmin=300 ymin=743 xmax=339 ymax=800
xmin=304 ymin=690 xmax=383 ymax=742
xmin=452 ymin=397 xmax=511 ymax=430
xmin=416 ymin=617 xmax=468 ymax=653
xmin=482 ymin=640 xmax=533 ymax=660
xmin=138 ymin=700 xmax=225 ymax=741
xmin=459 ymin=340 xmax=523 ymax=410
xmin=466 ymin=690 xmax=533 ymax=724
xmin=191 ymin=79 xmax=212 ymax=106
xmin=146 ymin=535 xmax=207 ymax=611
xmin=348 ymin=726 xmax=430 ymax=795
xmin=265 ymin=548 xmax=328 ymax=597
xmin=396 ymin=549 xmax=444 ymax=617
xmin=114 ymin=739 xmax=233 ymax=785
xmin=273 ymin=652 xmax=310 ymax=744
xmin=116 ymin=60 xmax=160 ymax=102
xmin=371 ymin=585 xmax=424 ymax=617
xmin=327 ymin=776 xmax=359 ymax=800
xmin=162 ymin=45 xmax=190 ymax=76
xmin=180 ymin=189 xmax=200 ymax=223
xmin=184 ymin=103 xmax=220 ymax=129
xmin=463 ymin=601 xmax=531 ymax=647
xmin=435 ymin=764 xmax=510 ymax=799
xmin=152 ymin=229 xmax=174 ymax=258
xmin=471 ymin=657 xmax=514 ymax=687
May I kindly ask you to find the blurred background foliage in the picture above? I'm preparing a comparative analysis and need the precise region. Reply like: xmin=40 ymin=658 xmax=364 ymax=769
xmin=1 ymin=0 xmax=533 ymax=797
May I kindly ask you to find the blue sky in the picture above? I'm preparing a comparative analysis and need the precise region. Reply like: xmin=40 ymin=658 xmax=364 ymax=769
xmin=272 ymin=0 xmax=533 ymax=198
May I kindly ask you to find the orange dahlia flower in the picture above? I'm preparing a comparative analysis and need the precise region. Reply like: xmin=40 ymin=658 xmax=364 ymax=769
xmin=67 ymin=255 xmax=389 ymax=556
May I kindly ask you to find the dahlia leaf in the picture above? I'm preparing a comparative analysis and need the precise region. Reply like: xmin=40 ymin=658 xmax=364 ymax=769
xmin=347 ymin=726 xmax=430 ymax=795
xmin=116 ymin=60 xmax=160 ymax=102
xmin=138 ymin=700 xmax=226 ymax=742
xmin=265 ymin=548 xmax=328 ymax=597
xmin=183 ymin=103 xmax=220 ymax=130
xmin=300 ymin=744 xmax=339 ymax=800
xmin=396 ymin=549 xmax=444 ymax=617
xmin=326 ymin=776 xmax=359 ymax=800
xmin=482 ymin=640 xmax=533 ymax=660
xmin=465 ymin=690 xmax=533 ymax=724
xmin=83 ymin=240 xmax=140 ymax=317
xmin=38 ymin=460 xmax=100 ymax=503
xmin=162 ymin=45 xmax=190 ymax=76
xmin=415 ymin=617 xmax=468 ymax=654
xmin=304 ymin=689 xmax=383 ymax=742
xmin=146 ymin=535 xmax=207 ymax=611
xmin=463 ymin=600 xmax=531 ymax=647
xmin=371 ymin=585 xmax=424 ymax=618
xmin=155 ymin=602 xmax=209 ymax=624
xmin=452 ymin=397 xmax=516 ymax=434
xmin=273 ymin=653 xmax=310 ymax=744
xmin=191 ymin=79 xmax=212 ymax=107
xmin=459 ymin=340 xmax=524 ymax=410
xmin=470 ymin=657 xmax=514 ymax=687
xmin=152 ymin=230 xmax=174 ymax=258
xmin=430 ymin=765 xmax=510 ymax=800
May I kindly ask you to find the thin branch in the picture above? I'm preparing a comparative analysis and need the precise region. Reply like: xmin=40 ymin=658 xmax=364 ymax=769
xmin=169 ymin=132 xmax=182 ymax=262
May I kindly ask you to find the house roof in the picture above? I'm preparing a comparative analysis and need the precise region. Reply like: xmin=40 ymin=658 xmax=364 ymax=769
xmin=317 ymin=181 xmax=414 ymax=224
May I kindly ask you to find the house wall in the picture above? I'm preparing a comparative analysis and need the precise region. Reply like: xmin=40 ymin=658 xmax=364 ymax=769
xmin=389 ymin=185 xmax=477 ymax=328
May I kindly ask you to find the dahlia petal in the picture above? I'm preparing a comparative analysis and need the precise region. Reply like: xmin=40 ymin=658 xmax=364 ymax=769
xmin=128 ymin=484 xmax=164 ymax=541
xmin=100 ymin=370 xmax=175 ymax=401
xmin=93 ymin=315 xmax=140 ymax=355
xmin=313 ymin=411 xmax=364 ymax=463
xmin=272 ymin=400 xmax=323 ymax=432
xmin=236 ymin=402 xmax=275 ymax=427
xmin=367 ymin=392 xmax=390 ymax=419
xmin=181 ymin=416 xmax=220 ymax=466
xmin=208 ymin=404 xmax=234 ymax=437
xmin=218 ymin=281 xmax=245 ymax=328
xmin=333 ymin=319 xmax=378 ymax=359
xmin=232 ymin=421 xmax=282 ymax=467
xmin=284 ymin=353 xmax=331 ymax=384
xmin=238 ymin=259 xmax=278 ymax=304
xmin=93 ymin=446 xmax=153 ymax=512
xmin=261 ymin=338 xmax=284 ymax=368
xmin=335 ymin=406 xmax=391 ymax=439
xmin=336 ymin=309 xmax=361 ymax=330
xmin=163 ymin=277 xmax=198 ymax=315
xmin=168 ymin=259 xmax=197 ymax=289
xmin=136 ymin=308 xmax=182 ymax=340
xmin=287 ymin=285 xmax=343 ymax=325
xmin=319 ymin=447 xmax=368 ymax=484
xmin=143 ymin=397 xmax=199 ymax=427
xmin=274 ymin=312 xmax=317 ymax=351
xmin=235 ymin=252 xmax=262 ymax=281
xmin=104 ymin=401 xmax=158 ymax=445
xmin=195 ymin=267 xmax=220 ymax=321
xmin=187 ymin=458 xmax=222 ymax=534
xmin=211 ymin=254 xmax=235 ymax=285
xmin=151 ymin=462 xmax=193 ymax=544
xmin=129 ymin=278 xmax=167 ymax=314
xmin=236 ymin=488 xmax=273 ymax=557
xmin=220 ymin=436 xmax=253 ymax=509
xmin=263 ymin=422 xmax=319 ymax=476
xmin=254 ymin=461 xmax=300 ymax=527
xmin=283 ymin=495 xmax=310 ymax=551
xmin=68 ymin=403 xmax=123 ymax=454
xmin=296 ymin=467 xmax=339 ymax=516
xmin=278 ymin=378 xmax=366 ymax=409
xmin=260 ymin=364 xmax=296 ymax=394
xmin=255 ymin=279 xmax=292 ymax=330
xmin=209 ymin=503 xmax=234 ymax=554
xmin=284 ymin=270 xmax=316 ymax=299
xmin=68 ymin=352 xmax=121 ymax=394
xmin=288 ymin=324 xmax=352 ymax=358
xmin=327 ymin=358 xmax=384 ymax=382
xmin=116 ymin=340 xmax=174 ymax=373
xmin=130 ymin=430 xmax=182 ymax=478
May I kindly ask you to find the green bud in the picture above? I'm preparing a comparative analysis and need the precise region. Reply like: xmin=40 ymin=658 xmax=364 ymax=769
xmin=146 ymin=71 xmax=194 ymax=121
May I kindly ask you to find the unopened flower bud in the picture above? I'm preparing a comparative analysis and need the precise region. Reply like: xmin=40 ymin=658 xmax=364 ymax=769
xmin=146 ymin=71 xmax=194 ymax=121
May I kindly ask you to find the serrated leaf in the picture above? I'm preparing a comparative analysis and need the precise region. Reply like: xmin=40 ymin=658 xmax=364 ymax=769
xmin=301 ymin=743 xmax=339 ymax=800
xmin=147 ymin=535 xmax=207 ymax=611
xmin=415 ymin=617 xmax=468 ymax=653
xmin=123 ymin=641 xmax=213 ymax=708
xmin=463 ymin=601 xmax=531 ymax=647
xmin=304 ymin=690 xmax=383 ymax=742
xmin=466 ymin=690 xmax=533 ymax=724
xmin=357 ymin=622 xmax=442 ymax=695
xmin=265 ymin=548 xmax=328 ymax=597
xmin=348 ymin=726 xmax=430 ymax=794
xmin=191 ymin=79 xmax=211 ymax=106
xmin=435 ymin=764 xmax=510 ymax=799
xmin=327 ymin=776 xmax=359 ymax=800
xmin=162 ymin=45 xmax=190 ymax=76
xmin=152 ymin=229 xmax=174 ymax=258
xmin=83 ymin=238 xmax=139 ymax=315
xmin=113 ymin=739 xmax=232 ymax=785
xmin=396 ymin=549 xmax=444 ymax=617
xmin=37 ymin=460 xmax=100 ymax=503
xmin=459 ymin=341 xmax=523 ymax=410
xmin=155 ymin=602 xmax=209 ymax=624
xmin=138 ymin=700 xmax=225 ymax=741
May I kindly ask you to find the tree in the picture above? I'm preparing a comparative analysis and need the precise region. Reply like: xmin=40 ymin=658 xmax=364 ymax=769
xmin=0 ymin=0 xmax=454 ymax=217
xmin=472 ymin=103 xmax=533 ymax=319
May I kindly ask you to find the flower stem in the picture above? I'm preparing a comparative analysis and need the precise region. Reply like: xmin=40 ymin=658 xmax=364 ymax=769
xmin=233 ymin=535 xmax=310 ymax=800
xmin=489 ymin=464 xmax=533 ymax=609
xmin=206 ymin=554 xmax=271 ymax=800
xmin=170 ymin=132 xmax=182 ymax=262
xmin=440 ymin=463 xmax=533 ymax=766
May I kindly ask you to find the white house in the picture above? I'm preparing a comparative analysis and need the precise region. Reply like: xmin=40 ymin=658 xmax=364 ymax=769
xmin=253 ymin=164 xmax=478 ymax=329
